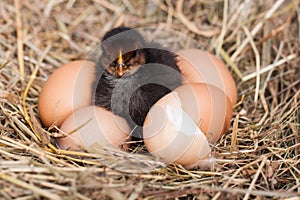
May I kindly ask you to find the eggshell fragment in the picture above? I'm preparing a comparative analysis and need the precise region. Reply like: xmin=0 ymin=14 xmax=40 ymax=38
xmin=143 ymin=98 xmax=211 ymax=168
xmin=173 ymin=83 xmax=233 ymax=144
xmin=57 ymin=106 xmax=130 ymax=151
xmin=143 ymin=82 xmax=232 ymax=168
xmin=38 ymin=60 xmax=95 ymax=127
xmin=177 ymin=49 xmax=237 ymax=105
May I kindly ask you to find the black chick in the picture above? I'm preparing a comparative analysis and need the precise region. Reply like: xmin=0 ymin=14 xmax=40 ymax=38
xmin=93 ymin=27 xmax=182 ymax=138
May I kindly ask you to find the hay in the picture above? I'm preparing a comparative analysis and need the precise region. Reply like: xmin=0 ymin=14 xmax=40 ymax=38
xmin=0 ymin=0 xmax=299 ymax=199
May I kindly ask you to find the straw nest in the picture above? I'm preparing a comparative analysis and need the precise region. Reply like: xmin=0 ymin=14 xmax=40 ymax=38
xmin=0 ymin=0 xmax=299 ymax=199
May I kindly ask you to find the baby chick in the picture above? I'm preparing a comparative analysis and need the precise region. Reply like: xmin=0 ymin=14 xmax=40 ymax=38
xmin=93 ymin=27 xmax=182 ymax=138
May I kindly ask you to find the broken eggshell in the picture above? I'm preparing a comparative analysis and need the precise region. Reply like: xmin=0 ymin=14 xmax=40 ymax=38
xmin=143 ymin=102 xmax=211 ymax=168
xmin=143 ymin=83 xmax=233 ymax=168
xmin=172 ymin=83 xmax=233 ymax=144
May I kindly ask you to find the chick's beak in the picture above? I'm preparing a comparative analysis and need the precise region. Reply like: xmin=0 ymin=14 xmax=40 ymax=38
xmin=117 ymin=50 xmax=126 ymax=76
xmin=117 ymin=64 xmax=125 ymax=76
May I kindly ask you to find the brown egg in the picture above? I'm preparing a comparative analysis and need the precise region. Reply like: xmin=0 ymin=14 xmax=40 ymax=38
xmin=143 ymin=89 xmax=211 ymax=168
xmin=143 ymin=83 xmax=232 ymax=167
xmin=38 ymin=60 xmax=95 ymax=127
xmin=57 ymin=106 xmax=131 ymax=150
xmin=177 ymin=49 xmax=237 ymax=105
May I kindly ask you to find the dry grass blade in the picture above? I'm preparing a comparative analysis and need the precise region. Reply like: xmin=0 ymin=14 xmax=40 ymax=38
xmin=242 ymin=54 xmax=297 ymax=82
xmin=0 ymin=173 xmax=62 ymax=200
xmin=230 ymin=0 xmax=286 ymax=61
xmin=175 ymin=0 xmax=220 ymax=37
xmin=243 ymin=26 xmax=260 ymax=106
xmin=231 ymin=114 xmax=239 ymax=150
xmin=243 ymin=156 xmax=268 ymax=200
xmin=0 ymin=60 xmax=10 ymax=70
xmin=219 ymin=47 xmax=243 ymax=79
xmin=14 ymin=0 xmax=24 ymax=79
xmin=21 ymin=44 xmax=51 ymax=143
xmin=216 ymin=0 xmax=228 ymax=52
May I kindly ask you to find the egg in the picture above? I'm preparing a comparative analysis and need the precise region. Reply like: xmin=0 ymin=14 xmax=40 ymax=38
xmin=57 ymin=106 xmax=131 ymax=150
xmin=177 ymin=49 xmax=237 ymax=105
xmin=143 ymin=83 xmax=232 ymax=167
xmin=143 ymin=92 xmax=211 ymax=168
xmin=38 ymin=60 xmax=95 ymax=127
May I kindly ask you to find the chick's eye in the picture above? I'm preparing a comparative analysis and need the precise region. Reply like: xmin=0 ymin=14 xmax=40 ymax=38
xmin=111 ymin=61 xmax=117 ymax=67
